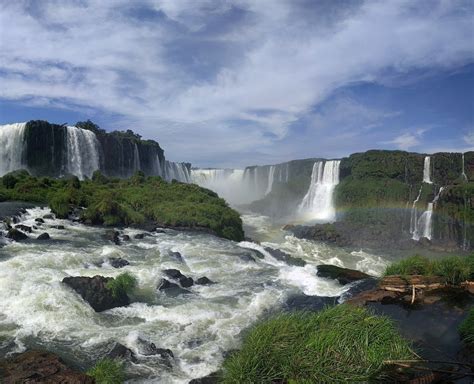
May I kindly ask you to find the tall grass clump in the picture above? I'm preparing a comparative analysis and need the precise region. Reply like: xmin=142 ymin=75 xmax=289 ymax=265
xmin=222 ymin=305 xmax=414 ymax=384
xmin=87 ymin=358 xmax=125 ymax=384
xmin=384 ymin=254 xmax=473 ymax=284
xmin=459 ymin=308 xmax=474 ymax=345
xmin=106 ymin=273 xmax=137 ymax=299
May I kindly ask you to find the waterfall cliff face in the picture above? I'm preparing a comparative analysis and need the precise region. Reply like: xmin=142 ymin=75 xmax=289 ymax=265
xmin=65 ymin=126 xmax=100 ymax=179
xmin=165 ymin=161 xmax=191 ymax=183
xmin=0 ymin=123 xmax=27 ymax=176
xmin=298 ymin=160 xmax=341 ymax=222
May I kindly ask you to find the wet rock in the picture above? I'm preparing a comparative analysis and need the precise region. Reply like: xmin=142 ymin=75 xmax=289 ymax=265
xmin=238 ymin=253 xmax=256 ymax=262
xmin=134 ymin=232 xmax=151 ymax=239
xmin=108 ymin=257 xmax=130 ymax=268
xmin=158 ymin=279 xmax=191 ymax=296
xmin=103 ymin=230 xmax=120 ymax=245
xmin=7 ymin=228 xmax=28 ymax=241
xmin=169 ymin=251 xmax=184 ymax=262
xmin=0 ymin=350 xmax=94 ymax=384
xmin=316 ymin=265 xmax=370 ymax=285
xmin=43 ymin=214 xmax=54 ymax=220
xmin=188 ymin=372 xmax=220 ymax=384
xmin=196 ymin=277 xmax=215 ymax=285
xmin=284 ymin=294 xmax=338 ymax=312
xmin=136 ymin=338 xmax=174 ymax=359
xmin=122 ymin=234 xmax=131 ymax=241
xmin=37 ymin=232 xmax=51 ymax=241
xmin=63 ymin=275 xmax=129 ymax=312
xmin=15 ymin=224 xmax=33 ymax=233
xmin=264 ymin=247 xmax=306 ymax=267
xmin=179 ymin=276 xmax=194 ymax=288
xmin=36 ymin=217 xmax=46 ymax=223
xmin=107 ymin=343 xmax=137 ymax=363
xmin=340 ymin=278 xmax=379 ymax=302
xmin=164 ymin=269 xmax=185 ymax=279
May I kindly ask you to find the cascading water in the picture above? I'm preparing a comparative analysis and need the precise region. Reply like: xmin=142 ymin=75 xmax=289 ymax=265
xmin=265 ymin=166 xmax=276 ymax=195
xmin=133 ymin=143 xmax=140 ymax=172
xmin=165 ymin=161 xmax=191 ymax=183
xmin=191 ymin=169 xmax=246 ymax=204
xmin=412 ymin=187 xmax=445 ymax=241
xmin=409 ymin=186 xmax=423 ymax=236
xmin=298 ymin=160 xmax=341 ymax=222
xmin=423 ymin=156 xmax=432 ymax=184
xmin=461 ymin=153 xmax=468 ymax=182
xmin=65 ymin=126 xmax=100 ymax=179
xmin=0 ymin=123 xmax=27 ymax=176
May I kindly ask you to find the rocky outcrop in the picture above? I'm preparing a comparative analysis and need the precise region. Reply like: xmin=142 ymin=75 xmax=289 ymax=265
xmin=7 ymin=228 xmax=28 ymax=241
xmin=188 ymin=372 xmax=220 ymax=384
xmin=0 ymin=350 xmax=93 ymax=384
xmin=63 ymin=275 xmax=129 ymax=312
xmin=316 ymin=265 xmax=370 ymax=285
xmin=37 ymin=232 xmax=50 ymax=240
xmin=196 ymin=277 xmax=215 ymax=285
xmin=158 ymin=279 xmax=191 ymax=296
xmin=108 ymin=257 xmax=130 ymax=268
xmin=107 ymin=343 xmax=137 ymax=363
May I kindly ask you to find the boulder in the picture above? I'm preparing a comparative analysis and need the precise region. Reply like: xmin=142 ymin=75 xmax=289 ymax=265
xmin=108 ymin=257 xmax=130 ymax=268
xmin=107 ymin=343 xmax=137 ymax=363
xmin=158 ymin=279 xmax=191 ymax=296
xmin=316 ymin=265 xmax=370 ymax=285
xmin=238 ymin=253 xmax=256 ymax=263
xmin=136 ymin=338 xmax=174 ymax=359
xmin=37 ymin=232 xmax=51 ymax=241
xmin=169 ymin=251 xmax=184 ymax=263
xmin=63 ymin=275 xmax=129 ymax=312
xmin=15 ymin=224 xmax=33 ymax=233
xmin=284 ymin=294 xmax=338 ymax=312
xmin=164 ymin=269 xmax=185 ymax=279
xmin=188 ymin=372 xmax=220 ymax=384
xmin=103 ymin=230 xmax=120 ymax=245
xmin=195 ymin=277 xmax=215 ymax=285
xmin=36 ymin=217 xmax=46 ymax=223
xmin=0 ymin=350 xmax=94 ymax=384
xmin=7 ymin=228 xmax=28 ymax=241
xmin=122 ymin=234 xmax=131 ymax=241
xmin=43 ymin=214 xmax=54 ymax=220
xmin=179 ymin=276 xmax=194 ymax=288
xmin=264 ymin=247 xmax=306 ymax=266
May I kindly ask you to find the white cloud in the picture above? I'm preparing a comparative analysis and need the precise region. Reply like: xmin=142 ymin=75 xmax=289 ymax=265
xmin=0 ymin=0 xmax=472 ymax=166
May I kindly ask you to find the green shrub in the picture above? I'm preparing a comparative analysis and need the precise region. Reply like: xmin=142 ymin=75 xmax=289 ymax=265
xmin=459 ymin=308 xmax=474 ymax=345
xmin=87 ymin=358 xmax=125 ymax=384
xmin=385 ymin=255 xmax=473 ymax=284
xmin=106 ymin=273 xmax=137 ymax=299
xmin=222 ymin=305 xmax=414 ymax=384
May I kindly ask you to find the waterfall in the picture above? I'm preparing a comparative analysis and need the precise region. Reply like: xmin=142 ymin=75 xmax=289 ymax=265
xmin=0 ymin=123 xmax=27 ymax=176
xmin=410 ymin=185 xmax=423 ymax=236
xmin=191 ymin=168 xmax=247 ymax=204
xmin=65 ymin=126 xmax=100 ymax=179
xmin=412 ymin=186 xmax=445 ymax=241
xmin=298 ymin=160 xmax=341 ymax=222
xmin=265 ymin=166 xmax=276 ymax=195
xmin=165 ymin=161 xmax=190 ymax=183
xmin=423 ymin=156 xmax=432 ymax=184
xmin=133 ymin=143 xmax=140 ymax=172
xmin=461 ymin=153 xmax=468 ymax=182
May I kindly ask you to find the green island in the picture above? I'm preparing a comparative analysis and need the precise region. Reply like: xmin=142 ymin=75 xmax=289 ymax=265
xmin=0 ymin=169 xmax=244 ymax=241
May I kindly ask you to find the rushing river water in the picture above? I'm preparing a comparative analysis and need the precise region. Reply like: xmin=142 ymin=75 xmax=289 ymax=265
xmin=0 ymin=207 xmax=391 ymax=383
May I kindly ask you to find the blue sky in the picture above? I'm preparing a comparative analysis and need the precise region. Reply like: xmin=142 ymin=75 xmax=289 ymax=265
xmin=0 ymin=0 xmax=473 ymax=167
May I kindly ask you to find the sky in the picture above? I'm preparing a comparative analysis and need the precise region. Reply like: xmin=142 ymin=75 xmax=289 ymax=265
xmin=0 ymin=0 xmax=473 ymax=168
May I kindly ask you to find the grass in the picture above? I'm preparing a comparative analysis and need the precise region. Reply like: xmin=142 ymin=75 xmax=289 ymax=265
xmin=384 ymin=254 xmax=473 ymax=284
xmin=0 ymin=170 xmax=244 ymax=241
xmin=222 ymin=305 xmax=414 ymax=384
xmin=459 ymin=308 xmax=474 ymax=345
xmin=86 ymin=358 xmax=125 ymax=384
xmin=106 ymin=273 xmax=137 ymax=299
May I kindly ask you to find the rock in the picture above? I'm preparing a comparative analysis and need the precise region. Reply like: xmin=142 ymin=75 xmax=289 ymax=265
xmin=158 ymin=279 xmax=191 ymax=296
xmin=107 ymin=343 xmax=137 ymax=363
xmin=15 ymin=224 xmax=33 ymax=233
xmin=284 ymin=294 xmax=338 ymax=312
xmin=122 ymin=234 xmax=131 ymax=241
xmin=188 ymin=372 xmax=220 ymax=384
xmin=134 ymin=232 xmax=151 ymax=239
xmin=104 ymin=230 xmax=120 ymax=245
xmin=195 ymin=277 xmax=215 ymax=285
xmin=0 ymin=350 xmax=94 ymax=384
xmin=7 ymin=228 xmax=28 ymax=241
xmin=51 ymin=225 xmax=65 ymax=230
xmin=339 ymin=278 xmax=379 ymax=302
xmin=264 ymin=247 xmax=306 ymax=266
xmin=108 ymin=257 xmax=130 ymax=268
xmin=179 ymin=276 xmax=194 ymax=288
xmin=238 ymin=253 xmax=256 ymax=262
xmin=316 ymin=265 xmax=370 ymax=285
xmin=169 ymin=251 xmax=184 ymax=262
xmin=136 ymin=338 xmax=174 ymax=359
xmin=63 ymin=275 xmax=129 ymax=312
xmin=345 ymin=288 xmax=399 ymax=307
xmin=36 ymin=217 xmax=46 ymax=223
xmin=164 ymin=269 xmax=185 ymax=279
xmin=43 ymin=214 xmax=54 ymax=219
xmin=37 ymin=232 xmax=50 ymax=240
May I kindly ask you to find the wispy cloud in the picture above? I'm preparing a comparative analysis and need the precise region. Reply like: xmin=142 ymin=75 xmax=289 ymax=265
xmin=0 ymin=0 xmax=473 ymax=166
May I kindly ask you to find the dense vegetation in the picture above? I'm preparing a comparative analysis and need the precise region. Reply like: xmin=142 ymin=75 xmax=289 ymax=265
xmin=222 ymin=305 xmax=414 ymax=383
xmin=384 ymin=254 xmax=474 ymax=284
xmin=0 ymin=170 xmax=244 ymax=241
xmin=459 ymin=308 xmax=474 ymax=345
xmin=106 ymin=273 xmax=137 ymax=299
xmin=87 ymin=358 xmax=125 ymax=384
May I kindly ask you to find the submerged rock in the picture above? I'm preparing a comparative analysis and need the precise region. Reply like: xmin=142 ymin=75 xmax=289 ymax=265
xmin=316 ymin=265 xmax=370 ymax=285
xmin=179 ymin=276 xmax=194 ymax=288
xmin=158 ymin=279 xmax=191 ymax=296
xmin=63 ymin=275 xmax=129 ymax=312
xmin=0 ymin=350 xmax=94 ymax=384
xmin=169 ymin=251 xmax=184 ymax=263
xmin=264 ymin=247 xmax=306 ymax=266
xmin=37 ymin=232 xmax=51 ymax=240
xmin=196 ymin=277 xmax=215 ymax=285
xmin=103 ymin=229 xmax=120 ymax=245
xmin=164 ymin=269 xmax=185 ymax=279
xmin=107 ymin=343 xmax=137 ymax=363
xmin=7 ymin=228 xmax=28 ymax=241
xmin=108 ymin=257 xmax=130 ymax=268
xmin=51 ymin=225 xmax=65 ymax=230
xmin=15 ymin=224 xmax=33 ymax=233
xmin=35 ymin=217 xmax=46 ymax=223
xmin=188 ymin=372 xmax=220 ymax=384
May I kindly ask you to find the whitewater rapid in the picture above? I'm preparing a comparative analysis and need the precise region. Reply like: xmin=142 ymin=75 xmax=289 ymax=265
xmin=0 ymin=208 xmax=389 ymax=383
